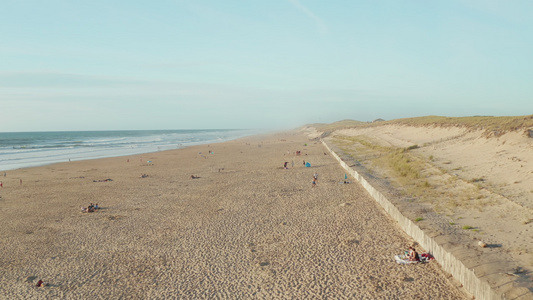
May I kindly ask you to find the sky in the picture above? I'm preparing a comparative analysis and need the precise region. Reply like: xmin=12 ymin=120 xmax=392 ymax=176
xmin=1 ymin=0 xmax=533 ymax=132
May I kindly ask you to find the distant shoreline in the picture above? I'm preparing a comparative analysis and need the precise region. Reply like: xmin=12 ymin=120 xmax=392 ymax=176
xmin=0 ymin=129 xmax=261 ymax=171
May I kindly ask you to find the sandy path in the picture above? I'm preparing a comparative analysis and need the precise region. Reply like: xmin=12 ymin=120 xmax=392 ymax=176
xmin=0 ymin=131 xmax=467 ymax=299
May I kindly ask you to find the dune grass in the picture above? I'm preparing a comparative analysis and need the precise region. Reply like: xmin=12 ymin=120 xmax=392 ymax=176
xmin=306 ymin=120 xmax=367 ymax=133
xmin=322 ymin=115 xmax=523 ymax=217
xmin=309 ymin=114 xmax=533 ymax=137
xmin=329 ymin=132 xmax=495 ymax=215
xmin=388 ymin=115 xmax=533 ymax=134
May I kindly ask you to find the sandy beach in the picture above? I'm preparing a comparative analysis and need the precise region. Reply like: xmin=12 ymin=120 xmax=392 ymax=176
xmin=0 ymin=131 xmax=468 ymax=299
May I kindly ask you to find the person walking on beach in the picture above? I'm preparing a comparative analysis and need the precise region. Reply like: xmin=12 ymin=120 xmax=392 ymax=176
xmin=313 ymin=172 xmax=318 ymax=184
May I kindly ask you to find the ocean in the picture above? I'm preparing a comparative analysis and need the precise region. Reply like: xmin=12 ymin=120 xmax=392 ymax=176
xmin=0 ymin=129 xmax=258 ymax=171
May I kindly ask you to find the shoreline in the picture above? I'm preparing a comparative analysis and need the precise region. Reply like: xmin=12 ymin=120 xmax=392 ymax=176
xmin=0 ymin=131 xmax=468 ymax=299
xmin=0 ymin=129 xmax=262 ymax=172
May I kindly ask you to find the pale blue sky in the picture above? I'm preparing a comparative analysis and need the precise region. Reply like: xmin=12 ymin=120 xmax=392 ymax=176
xmin=1 ymin=0 xmax=532 ymax=132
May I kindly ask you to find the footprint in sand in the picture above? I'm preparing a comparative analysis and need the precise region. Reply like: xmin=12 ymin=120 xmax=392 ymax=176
xmin=258 ymin=261 xmax=270 ymax=267
xmin=339 ymin=238 xmax=360 ymax=247
xmin=247 ymin=242 xmax=258 ymax=253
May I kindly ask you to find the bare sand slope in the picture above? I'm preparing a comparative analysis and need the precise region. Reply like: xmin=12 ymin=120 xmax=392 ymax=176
xmin=0 ymin=131 xmax=467 ymax=299
xmin=323 ymin=124 xmax=533 ymax=298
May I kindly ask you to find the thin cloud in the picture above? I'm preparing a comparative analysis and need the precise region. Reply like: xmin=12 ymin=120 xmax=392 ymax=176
xmin=145 ymin=61 xmax=221 ymax=69
xmin=288 ymin=0 xmax=328 ymax=34
xmin=0 ymin=71 xmax=146 ymax=88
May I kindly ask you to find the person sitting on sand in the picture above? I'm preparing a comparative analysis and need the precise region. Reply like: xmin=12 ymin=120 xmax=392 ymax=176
xmin=81 ymin=206 xmax=88 ymax=213
xmin=36 ymin=279 xmax=46 ymax=287
xmin=93 ymin=178 xmax=112 ymax=182
xmin=408 ymin=246 xmax=420 ymax=261
xmin=94 ymin=203 xmax=99 ymax=210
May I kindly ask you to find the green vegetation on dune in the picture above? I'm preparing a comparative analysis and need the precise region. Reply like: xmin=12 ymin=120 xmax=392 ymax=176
xmin=317 ymin=114 xmax=531 ymax=214
xmin=329 ymin=133 xmax=493 ymax=213
xmin=332 ymin=135 xmax=423 ymax=181
xmin=389 ymin=115 xmax=533 ymax=135
xmin=308 ymin=115 xmax=533 ymax=136
xmin=305 ymin=119 xmax=366 ymax=131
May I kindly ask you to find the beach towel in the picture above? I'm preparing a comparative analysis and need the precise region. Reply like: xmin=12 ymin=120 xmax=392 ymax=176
xmin=395 ymin=255 xmax=419 ymax=264
xmin=395 ymin=252 xmax=434 ymax=264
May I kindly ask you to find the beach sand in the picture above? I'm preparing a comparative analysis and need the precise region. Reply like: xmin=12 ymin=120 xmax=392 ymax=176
xmin=0 ymin=131 xmax=468 ymax=299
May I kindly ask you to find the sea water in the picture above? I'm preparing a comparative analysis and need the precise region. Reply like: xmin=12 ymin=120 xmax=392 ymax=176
xmin=0 ymin=129 xmax=258 ymax=171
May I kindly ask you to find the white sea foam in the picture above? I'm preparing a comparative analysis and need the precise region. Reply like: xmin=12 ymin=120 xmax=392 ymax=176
xmin=0 ymin=129 xmax=259 ymax=171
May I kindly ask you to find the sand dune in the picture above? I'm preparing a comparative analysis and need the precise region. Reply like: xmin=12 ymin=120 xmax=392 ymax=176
xmin=312 ymin=124 xmax=533 ymax=299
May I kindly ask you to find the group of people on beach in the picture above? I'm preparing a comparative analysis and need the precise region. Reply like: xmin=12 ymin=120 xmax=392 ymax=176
xmin=81 ymin=203 xmax=100 ymax=213
xmin=394 ymin=245 xmax=431 ymax=264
